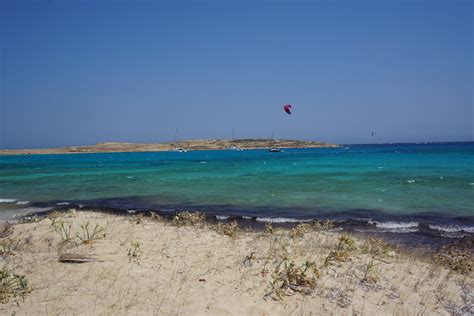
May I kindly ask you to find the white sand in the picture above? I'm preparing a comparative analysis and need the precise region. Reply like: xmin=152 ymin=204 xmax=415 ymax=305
xmin=1 ymin=211 xmax=472 ymax=315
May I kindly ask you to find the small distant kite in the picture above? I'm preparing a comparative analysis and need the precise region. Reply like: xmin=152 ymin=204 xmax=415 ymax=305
xmin=371 ymin=131 xmax=375 ymax=137
xmin=283 ymin=104 xmax=292 ymax=115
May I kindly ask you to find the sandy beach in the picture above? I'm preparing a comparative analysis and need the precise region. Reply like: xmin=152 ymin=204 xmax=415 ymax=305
xmin=0 ymin=210 xmax=472 ymax=315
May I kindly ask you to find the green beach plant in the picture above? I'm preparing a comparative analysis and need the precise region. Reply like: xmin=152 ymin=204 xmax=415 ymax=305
xmin=265 ymin=257 xmax=320 ymax=300
xmin=323 ymin=235 xmax=356 ymax=266
xmin=362 ymin=259 xmax=380 ymax=285
xmin=76 ymin=222 xmax=108 ymax=244
xmin=51 ymin=220 xmax=73 ymax=244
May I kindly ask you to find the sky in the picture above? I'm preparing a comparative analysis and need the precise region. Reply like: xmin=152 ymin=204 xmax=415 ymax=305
xmin=0 ymin=0 xmax=472 ymax=149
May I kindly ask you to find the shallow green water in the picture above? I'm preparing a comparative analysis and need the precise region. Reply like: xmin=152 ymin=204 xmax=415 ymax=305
xmin=1 ymin=143 xmax=473 ymax=230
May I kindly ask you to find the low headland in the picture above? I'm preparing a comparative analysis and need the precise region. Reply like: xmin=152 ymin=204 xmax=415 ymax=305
xmin=0 ymin=139 xmax=338 ymax=155
xmin=0 ymin=209 xmax=472 ymax=315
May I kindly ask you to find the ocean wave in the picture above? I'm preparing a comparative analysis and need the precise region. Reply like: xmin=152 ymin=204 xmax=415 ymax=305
xmin=216 ymin=215 xmax=228 ymax=220
xmin=256 ymin=217 xmax=311 ymax=223
xmin=56 ymin=202 xmax=70 ymax=205
xmin=368 ymin=220 xmax=419 ymax=233
xmin=368 ymin=220 xmax=419 ymax=229
xmin=0 ymin=199 xmax=17 ymax=203
xmin=406 ymin=180 xmax=415 ymax=183
xmin=428 ymin=224 xmax=474 ymax=233
xmin=16 ymin=201 xmax=29 ymax=205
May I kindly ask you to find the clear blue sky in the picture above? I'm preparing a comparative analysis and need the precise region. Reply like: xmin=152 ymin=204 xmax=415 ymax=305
xmin=1 ymin=0 xmax=472 ymax=149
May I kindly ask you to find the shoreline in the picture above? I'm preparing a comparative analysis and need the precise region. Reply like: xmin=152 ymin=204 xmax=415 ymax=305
xmin=2 ymin=202 xmax=473 ymax=249
xmin=0 ymin=139 xmax=338 ymax=156
xmin=0 ymin=209 xmax=472 ymax=314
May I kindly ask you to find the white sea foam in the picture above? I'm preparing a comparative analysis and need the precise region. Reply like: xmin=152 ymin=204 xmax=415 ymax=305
xmin=16 ymin=201 xmax=29 ymax=205
xmin=126 ymin=176 xmax=134 ymax=179
xmin=369 ymin=220 xmax=419 ymax=229
xmin=56 ymin=202 xmax=70 ymax=205
xmin=256 ymin=217 xmax=311 ymax=223
xmin=216 ymin=215 xmax=228 ymax=220
xmin=0 ymin=199 xmax=17 ymax=203
xmin=429 ymin=225 xmax=474 ymax=233
xmin=368 ymin=220 xmax=419 ymax=233
xmin=242 ymin=216 xmax=252 ymax=220
xmin=406 ymin=179 xmax=415 ymax=183
xmin=127 ymin=210 xmax=137 ymax=214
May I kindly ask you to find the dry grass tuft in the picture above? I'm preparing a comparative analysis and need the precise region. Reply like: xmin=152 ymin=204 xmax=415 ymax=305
xmin=148 ymin=211 xmax=163 ymax=222
xmin=129 ymin=212 xmax=163 ymax=224
xmin=0 ymin=238 xmax=23 ymax=256
xmin=312 ymin=220 xmax=335 ymax=231
xmin=172 ymin=211 xmax=205 ymax=226
xmin=0 ymin=266 xmax=30 ymax=303
xmin=363 ymin=237 xmax=395 ymax=259
xmin=128 ymin=240 xmax=141 ymax=263
xmin=215 ymin=221 xmax=238 ymax=237
xmin=289 ymin=223 xmax=311 ymax=238
xmin=129 ymin=214 xmax=146 ymax=225
xmin=265 ymin=223 xmax=274 ymax=235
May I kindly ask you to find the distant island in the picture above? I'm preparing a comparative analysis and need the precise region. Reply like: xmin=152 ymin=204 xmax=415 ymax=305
xmin=0 ymin=139 xmax=338 ymax=155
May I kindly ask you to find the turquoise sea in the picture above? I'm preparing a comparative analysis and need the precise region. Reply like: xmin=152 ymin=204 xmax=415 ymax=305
xmin=1 ymin=142 xmax=473 ymax=240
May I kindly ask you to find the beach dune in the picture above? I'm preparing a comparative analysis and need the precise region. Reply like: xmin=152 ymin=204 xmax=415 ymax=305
xmin=0 ymin=210 xmax=472 ymax=315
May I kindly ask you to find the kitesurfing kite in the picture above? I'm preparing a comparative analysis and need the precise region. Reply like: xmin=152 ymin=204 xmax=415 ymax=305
xmin=283 ymin=104 xmax=292 ymax=115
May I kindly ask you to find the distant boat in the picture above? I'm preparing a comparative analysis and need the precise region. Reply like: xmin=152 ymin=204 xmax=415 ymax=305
xmin=268 ymin=148 xmax=282 ymax=152
xmin=170 ymin=148 xmax=187 ymax=153
xmin=228 ymin=146 xmax=243 ymax=151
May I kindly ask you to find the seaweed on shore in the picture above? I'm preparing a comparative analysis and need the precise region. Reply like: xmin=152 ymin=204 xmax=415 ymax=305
xmin=433 ymin=236 xmax=473 ymax=274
